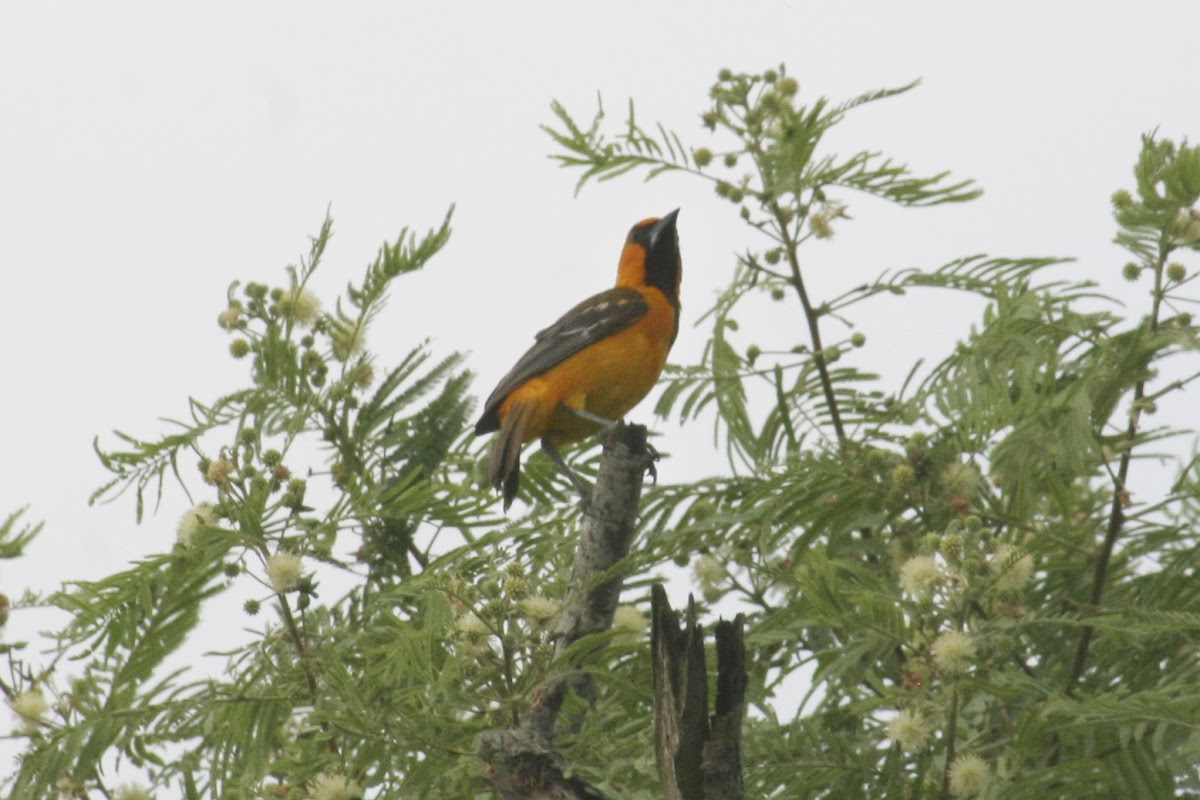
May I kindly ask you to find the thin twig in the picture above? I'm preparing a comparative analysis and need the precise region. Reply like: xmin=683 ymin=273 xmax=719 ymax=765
xmin=940 ymin=686 xmax=960 ymax=800
xmin=277 ymin=596 xmax=339 ymax=756
xmin=1067 ymin=240 xmax=1168 ymax=695
xmin=776 ymin=207 xmax=847 ymax=445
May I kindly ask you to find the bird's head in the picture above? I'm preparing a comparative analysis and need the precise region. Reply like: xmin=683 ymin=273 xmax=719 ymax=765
xmin=620 ymin=209 xmax=681 ymax=306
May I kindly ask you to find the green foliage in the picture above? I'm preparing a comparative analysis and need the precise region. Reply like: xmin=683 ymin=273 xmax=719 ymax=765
xmin=2 ymin=209 xmax=531 ymax=799
xmin=0 ymin=507 xmax=41 ymax=560
xmin=4 ymin=67 xmax=1200 ymax=800
xmin=545 ymin=68 xmax=1200 ymax=798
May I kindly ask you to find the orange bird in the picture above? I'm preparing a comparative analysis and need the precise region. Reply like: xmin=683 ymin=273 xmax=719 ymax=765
xmin=475 ymin=210 xmax=682 ymax=509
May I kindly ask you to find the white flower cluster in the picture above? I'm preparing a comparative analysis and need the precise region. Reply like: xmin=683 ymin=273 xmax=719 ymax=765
xmin=308 ymin=772 xmax=362 ymax=800
xmin=177 ymin=503 xmax=219 ymax=548
xmin=266 ymin=551 xmax=304 ymax=593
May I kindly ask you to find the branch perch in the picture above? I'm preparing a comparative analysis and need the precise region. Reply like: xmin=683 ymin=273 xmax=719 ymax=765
xmin=480 ymin=422 xmax=655 ymax=799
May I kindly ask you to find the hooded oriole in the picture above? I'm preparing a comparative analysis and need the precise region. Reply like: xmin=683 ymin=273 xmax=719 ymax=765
xmin=475 ymin=210 xmax=682 ymax=510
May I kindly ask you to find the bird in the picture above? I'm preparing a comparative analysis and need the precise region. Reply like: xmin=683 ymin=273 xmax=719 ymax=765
xmin=474 ymin=210 xmax=682 ymax=510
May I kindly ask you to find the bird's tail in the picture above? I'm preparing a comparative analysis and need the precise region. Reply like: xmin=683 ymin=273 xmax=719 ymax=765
xmin=489 ymin=400 xmax=535 ymax=511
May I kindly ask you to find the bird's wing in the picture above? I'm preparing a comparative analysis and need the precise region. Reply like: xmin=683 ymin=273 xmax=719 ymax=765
xmin=474 ymin=286 xmax=649 ymax=434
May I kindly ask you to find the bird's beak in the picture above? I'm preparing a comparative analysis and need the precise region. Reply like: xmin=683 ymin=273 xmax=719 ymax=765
xmin=650 ymin=208 xmax=680 ymax=249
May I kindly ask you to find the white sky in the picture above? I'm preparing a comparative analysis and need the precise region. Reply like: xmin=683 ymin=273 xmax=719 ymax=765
xmin=2 ymin=0 xmax=1200 ymax=777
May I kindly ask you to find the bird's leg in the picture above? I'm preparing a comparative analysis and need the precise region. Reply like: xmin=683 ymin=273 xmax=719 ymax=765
xmin=561 ymin=406 xmax=620 ymax=432
xmin=560 ymin=406 xmax=661 ymax=484
xmin=541 ymin=439 xmax=593 ymax=505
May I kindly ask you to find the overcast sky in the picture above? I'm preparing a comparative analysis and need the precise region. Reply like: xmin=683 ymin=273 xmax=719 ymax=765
xmin=3 ymin=0 xmax=1200 ymax=761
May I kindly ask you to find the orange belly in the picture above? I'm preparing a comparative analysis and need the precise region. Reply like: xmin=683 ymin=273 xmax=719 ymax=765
xmin=498 ymin=298 xmax=674 ymax=447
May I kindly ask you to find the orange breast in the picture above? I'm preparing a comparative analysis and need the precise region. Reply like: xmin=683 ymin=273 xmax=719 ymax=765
xmin=499 ymin=287 xmax=676 ymax=447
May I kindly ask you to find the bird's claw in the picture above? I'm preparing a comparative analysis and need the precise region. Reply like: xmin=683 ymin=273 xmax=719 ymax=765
xmin=644 ymin=441 xmax=661 ymax=485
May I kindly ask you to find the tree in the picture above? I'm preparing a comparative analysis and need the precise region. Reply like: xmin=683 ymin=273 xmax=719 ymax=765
xmin=4 ymin=65 xmax=1200 ymax=799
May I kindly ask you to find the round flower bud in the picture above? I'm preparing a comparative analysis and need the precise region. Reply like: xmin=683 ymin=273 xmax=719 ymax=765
xmin=939 ymin=532 xmax=965 ymax=560
xmin=941 ymin=462 xmax=981 ymax=497
xmin=694 ymin=554 xmax=728 ymax=591
xmin=522 ymin=596 xmax=560 ymax=627
xmin=354 ymin=363 xmax=376 ymax=391
xmin=10 ymin=689 xmax=50 ymax=733
xmin=1167 ymin=262 xmax=1186 ymax=283
xmin=809 ymin=211 xmax=833 ymax=239
xmin=205 ymin=458 xmax=235 ymax=487
xmin=689 ymin=499 xmax=717 ymax=521
xmin=948 ymin=754 xmax=989 ymax=797
xmin=308 ymin=772 xmax=363 ymax=800
xmin=114 ymin=783 xmax=153 ymax=800
xmin=612 ymin=605 xmax=648 ymax=644
xmin=265 ymin=550 xmax=304 ymax=593
xmin=850 ymin=332 xmax=866 ymax=347
xmin=177 ymin=503 xmax=219 ymax=548
xmin=693 ymin=148 xmax=714 ymax=167
xmin=1122 ymin=262 xmax=1142 ymax=281
xmin=455 ymin=611 xmax=489 ymax=636
xmin=1172 ymin=208 xmax=1200 ymax=245
xmin=217 ymin=307 xmax=241 ymax=330
xmin=278 ymin=287 xmax=322 ymax=326
xmin=899 ymin=555 xmax=940 ymax=599
xmin=891 ymin=464 xmax=916 ymax=487
xmin=931 ymin=630 xmax=976 ymax=675
xmin=989 ymin=545 xmax=1034 ymax=594
xmin=229 ymin=339 xmax=251 ymax=359
xmin=613 ymin=605 xmax=647 ymax=632
xmin=887 ymin=708 xmax=932 ymax=752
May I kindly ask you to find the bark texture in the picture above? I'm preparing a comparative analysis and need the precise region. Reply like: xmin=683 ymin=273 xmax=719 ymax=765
xmin=480 ymin=423 xmax=655 ymax=800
